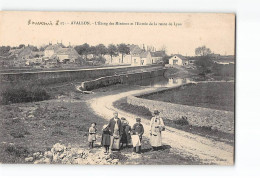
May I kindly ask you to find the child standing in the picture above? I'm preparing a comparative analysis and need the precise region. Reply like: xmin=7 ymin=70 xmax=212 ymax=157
xmin=88 ymin=122 xmax=97 ymax=149
xmin=132 ymin=118 xmax=144 ymax=154
xmin=101 ymin=124 xmax=111 ymax=154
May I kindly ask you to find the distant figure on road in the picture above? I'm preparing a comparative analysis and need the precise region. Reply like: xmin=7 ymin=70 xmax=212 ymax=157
xmin=150 ymin=110 xmax=165 ymax=150
xmin=108 ymin=111 xmax=122 ymax=152
xmin=120 ymin=117 xmax=132 ymax=148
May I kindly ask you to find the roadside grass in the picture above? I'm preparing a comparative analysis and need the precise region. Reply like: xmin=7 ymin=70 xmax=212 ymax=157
xmin=140 ymin=82 xmax=234 ymax=112
xmin=163 ymin=117 xmax=234 ymax=145
xmin=113 ymin=97 xmax=153 ymax=119
xmin=0 ymin=78 xmax=83 ymax=105
xmin=0 ymin=83 xmax=50 ymax=105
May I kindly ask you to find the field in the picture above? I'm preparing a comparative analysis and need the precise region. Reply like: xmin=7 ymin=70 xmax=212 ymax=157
xmin=0 ymin=82 xmax=202 ymax=164
xmin=140 ymin=82 xmax=235 ymax=112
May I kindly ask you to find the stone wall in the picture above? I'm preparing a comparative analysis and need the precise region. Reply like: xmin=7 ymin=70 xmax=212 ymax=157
xmin=81 ymin=68 xmax=166 ymax=91
xmin=126 ymin=88 xmax=234 ymax=134
xmin=0 ymin=65 xmax=162 ymax=85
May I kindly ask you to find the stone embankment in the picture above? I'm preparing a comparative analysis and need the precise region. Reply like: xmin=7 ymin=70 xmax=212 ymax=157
xmin=81 ymin=68 xmax=166 ymax=91
xmin=25 ymin=143 xmax=127 ymax=164
xmin=0 ymin=64 xmax=163 ymax=85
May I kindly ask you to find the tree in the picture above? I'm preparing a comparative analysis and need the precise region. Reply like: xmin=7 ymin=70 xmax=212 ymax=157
xmin=118 ymin=43 xmax=130 ymax=63
xmin=95 ymin=44 xmax=107 ymax=56
xmin=107 ymin=44 xmax=118 ymax=63
xmin=88 ymin=46 xmax=97 ymax=56
xmin=194 ymin=46 xmax=213 ymax=76
xmin=0 ymin=46 xmax=11 ymax=57
xmin=39 ymin=46 xmax=46 ymax=51
xmin=162 ymin=55 xmax=171 ymax=64
xmin=31 ymin=46 xmax=39 ymax=52
xmin=194 ymin=55 xmax=214 ymax=75
xmin=195 ymin=46 xmax=212 ymax=56
xmin=159 ymin=45 xmax=167 ymax=53
xmin=75 ymin=43 xmax=90 ymax=55
xmin=18 ymin=44 xmax=25 ymax=49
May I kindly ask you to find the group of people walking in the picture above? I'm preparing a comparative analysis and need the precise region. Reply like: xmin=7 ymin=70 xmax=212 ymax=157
xmin=87 ymin=110 xmax=165 ymax=154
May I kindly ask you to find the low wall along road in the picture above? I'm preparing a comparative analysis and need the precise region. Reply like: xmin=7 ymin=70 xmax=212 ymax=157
xmin=126 ymin=85 xmax=234 ymax=134
xmin=81 ymin=68 xmax=166 ymax=91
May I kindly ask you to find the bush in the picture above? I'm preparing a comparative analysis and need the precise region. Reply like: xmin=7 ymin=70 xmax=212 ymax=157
xmin=51 ymin=130 xmax=65 ymax=136
xmin=113 ymin=98 xmax=153 ymax=118
xmin=0 ymin=84 xmax=50 ymax=105
xmin=194 ymin=56 xmax=214 ymax=75
xmin=212 ymin=63 xmax=234 ymax=79
xmin=5 ymin=145 xmax=29 ymax=158
xmin=173 ymin=116 xmax=189 ymax=126
xmin=92 ymin=56 xmax=106 ymax=65
xmin=10 ymin=128 xmax=31 ymax=138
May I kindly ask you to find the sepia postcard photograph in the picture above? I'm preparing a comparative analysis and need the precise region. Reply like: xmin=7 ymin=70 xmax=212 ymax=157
xmin=0 ymin=11 xmax=235 ymax=165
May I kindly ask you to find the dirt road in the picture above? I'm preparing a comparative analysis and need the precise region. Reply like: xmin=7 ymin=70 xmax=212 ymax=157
xmin=89 ymin=87 xmax=234 ymax=165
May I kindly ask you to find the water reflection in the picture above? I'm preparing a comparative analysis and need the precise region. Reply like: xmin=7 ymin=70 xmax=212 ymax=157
xmin=129 ymin=76 xmax=191 ymax=87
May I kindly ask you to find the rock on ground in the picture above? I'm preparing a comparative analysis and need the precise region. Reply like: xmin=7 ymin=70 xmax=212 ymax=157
xmin=25 ymin=143 xmax=127 ymax=165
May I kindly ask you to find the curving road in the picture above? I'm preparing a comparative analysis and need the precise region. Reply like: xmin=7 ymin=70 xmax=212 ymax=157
xmin=89 ymin=87 xmax=234 ymax=165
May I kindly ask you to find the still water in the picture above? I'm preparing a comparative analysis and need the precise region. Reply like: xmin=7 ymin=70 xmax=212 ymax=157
xmin=129 ymin=76 xmax=192 ymax=88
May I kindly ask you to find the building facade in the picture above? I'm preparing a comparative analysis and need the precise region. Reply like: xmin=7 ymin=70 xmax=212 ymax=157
xmin=169 ymin=54 xmax=189 ymax=66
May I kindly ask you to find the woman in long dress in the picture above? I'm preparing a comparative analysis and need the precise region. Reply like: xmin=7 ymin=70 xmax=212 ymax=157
xmin=150 ymin=110 xmax=165 ymax=150
xmin=120 ymin=117 xmax=131 ymax=148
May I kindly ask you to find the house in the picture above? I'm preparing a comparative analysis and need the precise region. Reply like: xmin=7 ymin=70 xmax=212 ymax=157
xmin=213 ymin=55 xmax=235 ymax=65
xmin=25 ymin=57 xmax=43 ymax=66
xmin=44 ymin=43 xmax=80 ymax=64
xmin=131 ymin=51 xmax=152 ymax=66
xmin=104 ymin=54 xmax=132 ymax=65
xmin=45 ymin=58 xmax=59 ymax=68
xmin=169 ymin=54 xmax=189 ymax=66
xmin=10 ymin=46 xmax=34 ymax=67
xmin=151 ymin=51 xmax=166 ymax=64
xmin=44 ymin=43 xmax=63 ymax=58
xmin=104 ymin=44 xmax=142 ymax=65
xmin=54 ymin=47 xmax=80 ymax=63
xmin=104 ymin=44 xmax=166 ymax=66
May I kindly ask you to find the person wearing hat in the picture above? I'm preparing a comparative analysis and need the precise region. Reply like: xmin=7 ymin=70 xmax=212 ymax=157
xmin=132 ymin=118 xmax=144 ymax=153
xmin=120 ymin=117 xmax=132 ymax=148
xmin=107 ymin=111 xmax=122 ymax=152
xmin=150 ymin=110 xmax=165 ymax=150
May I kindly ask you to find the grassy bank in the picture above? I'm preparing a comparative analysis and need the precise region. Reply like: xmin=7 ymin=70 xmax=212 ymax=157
xmin=140 ymin=82 xmax=235 ymax=112
xmin=0 ymin=93 xmax=107 ymax=163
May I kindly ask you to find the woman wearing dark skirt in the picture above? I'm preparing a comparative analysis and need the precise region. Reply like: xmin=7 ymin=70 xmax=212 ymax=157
xmin=120 ymin=117 xmax=131 ymax=148
xmin=101 ymin=124 xmax=111 ymax=154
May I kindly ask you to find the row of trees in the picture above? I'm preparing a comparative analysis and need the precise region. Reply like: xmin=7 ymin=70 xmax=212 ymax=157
xmin=74 ymin=43 xmax=130 ymax=63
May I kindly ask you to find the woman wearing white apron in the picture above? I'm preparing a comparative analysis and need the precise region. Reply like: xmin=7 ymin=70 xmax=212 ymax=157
xmin=150 ymin=110 xmax=165 ymax=150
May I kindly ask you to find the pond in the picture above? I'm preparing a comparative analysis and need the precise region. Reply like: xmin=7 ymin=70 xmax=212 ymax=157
xmin=129 ymin=76 xmax=192 ymax=88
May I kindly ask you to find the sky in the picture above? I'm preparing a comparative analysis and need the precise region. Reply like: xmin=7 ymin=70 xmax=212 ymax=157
xmin=0 ymin=12 xmax=235 ymax=56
